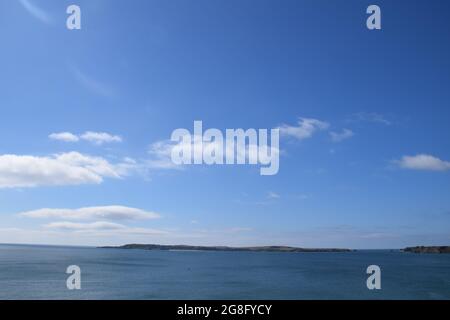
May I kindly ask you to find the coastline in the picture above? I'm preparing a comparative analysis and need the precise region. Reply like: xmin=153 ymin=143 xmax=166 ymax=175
xmin=100 ymin=244 xmax=353 ymax=253
xmin=402 ymin=246 xmax=450 ymax=254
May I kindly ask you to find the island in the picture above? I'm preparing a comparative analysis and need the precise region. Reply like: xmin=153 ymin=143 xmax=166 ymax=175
xmin=403 ymin=246 xmax=450 ymax=254
xmin=100 ymin=244 xmax=352 ymax=253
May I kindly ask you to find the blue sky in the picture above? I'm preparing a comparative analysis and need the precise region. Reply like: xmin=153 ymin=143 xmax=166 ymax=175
xmin=0 ymin=0 xmax=449 ymax=248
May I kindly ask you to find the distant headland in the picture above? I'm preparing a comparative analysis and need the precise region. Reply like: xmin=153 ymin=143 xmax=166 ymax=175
xmin=100 ymin=244 xmax=353 ymax=253
xmin=402 ymin=246 xmax=450 ymax=254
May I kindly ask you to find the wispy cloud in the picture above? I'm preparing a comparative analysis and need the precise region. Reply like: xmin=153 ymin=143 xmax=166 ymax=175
xmin=267 ymin=191 xmax=280 ymax=199
xmin=226 ymin=227 xmax=253 ymax=233
xmin=395 ymin=154 xmax=450 ymax=171
xmin=297 ymin=194 xmax=311 ymax=200
xmin=278 ymin=118 xmax=329 ymax=140
xmin=347 ymin=112 xmax=391 ymax=125
xmin=19 ymin=0 xmax=52 ymax=24
xmin=43 ymin=221 xmax=168 ymax=235
xmin=330 ymin=128 xmax=354 ymax=142
xmin=71 ymin=67 xmax=115 ymax=98
xmin=147 ymin=140 xmax=183 ymax=169
xmin=19 ymin=205 xmax=160 ymax=221
xmin=45 ymin=221 xmax=126 ymax=231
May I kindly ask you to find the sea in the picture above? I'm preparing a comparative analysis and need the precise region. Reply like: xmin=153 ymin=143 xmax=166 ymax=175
xmin=0 ymin=244 xmax=449 ymax=300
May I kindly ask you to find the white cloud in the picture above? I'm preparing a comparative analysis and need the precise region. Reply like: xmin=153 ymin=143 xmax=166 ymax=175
xmin=278 ymin=118 xmax=329 ymax=140
xmin=80 ymin=131 xmax=122 ymax=145
xmin=147 ymin=140 xmax=184 ymax=169
xmin=19 ymin=205 xmax=160 ymax=221
xmin=49 ymin=132 xmax=79 ymax=142
xmin=45 ymin=221 xmax=125 ymax=231
xmin=0 ymin=226 xmax=171 ymax=246
xmin=48 ymin=131 xmax=122 ymax=145
xmin=19 ymin=0 xmax=52 ymax=24
xmin=0 ymin=152 xmax=133 ymax=188
xmin=330 ymin=128 xmax=354 ymax=142
xmin=52 ymin=152 xmax=125 ymax=177
xmin=396 ymin=154 xmax=450 ymax=171
xmin=267 ymin=191 xmax=280 ymax=199
xmin=43 ymin=221 xmax=168 ymax=235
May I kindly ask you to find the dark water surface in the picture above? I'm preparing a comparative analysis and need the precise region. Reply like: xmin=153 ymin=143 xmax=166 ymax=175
xmin=0 ymin=244 xmax=449 ymax=299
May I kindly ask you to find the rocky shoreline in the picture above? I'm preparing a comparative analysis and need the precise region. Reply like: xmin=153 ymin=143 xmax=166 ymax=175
xmin=402 ymin=246 xmax=450 ymax=254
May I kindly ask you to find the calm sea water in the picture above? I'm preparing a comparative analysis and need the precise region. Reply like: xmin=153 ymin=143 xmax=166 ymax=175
xmin=0 ymin=244 xmax=449 ymax=299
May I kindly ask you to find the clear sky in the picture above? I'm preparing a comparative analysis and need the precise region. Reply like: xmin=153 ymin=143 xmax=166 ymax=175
xmin=0 ymin=0 xmax=449 ymax=249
